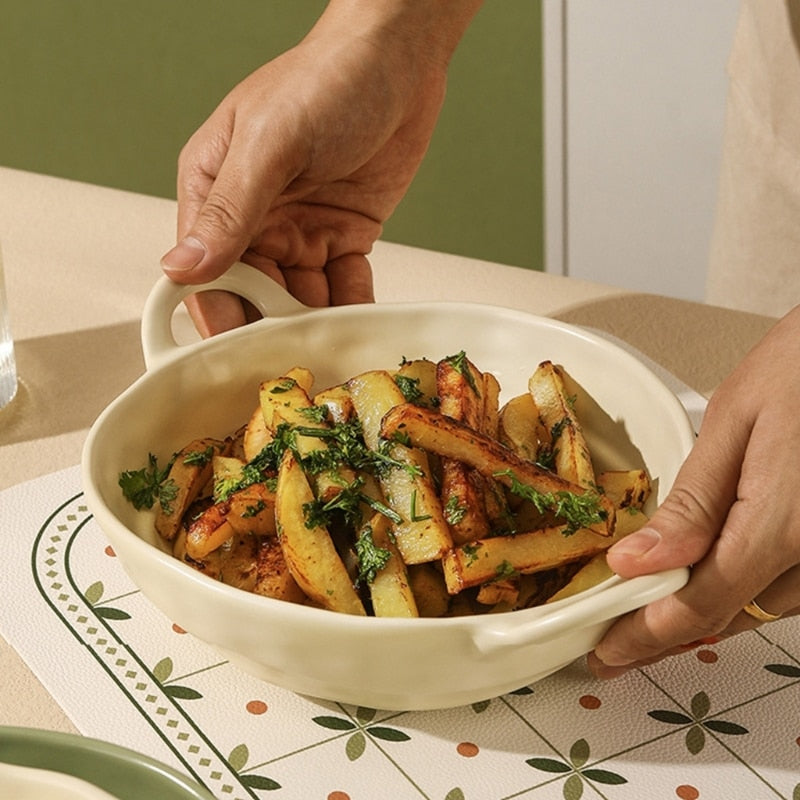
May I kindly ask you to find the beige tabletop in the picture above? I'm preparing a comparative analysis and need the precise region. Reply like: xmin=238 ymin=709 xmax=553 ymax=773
xmin=0 ymin=166 xmax=778 ymax=735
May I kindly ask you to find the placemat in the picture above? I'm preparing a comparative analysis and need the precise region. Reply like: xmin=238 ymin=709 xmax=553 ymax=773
xmin=1 ymin=464 xmax=799 ymax=800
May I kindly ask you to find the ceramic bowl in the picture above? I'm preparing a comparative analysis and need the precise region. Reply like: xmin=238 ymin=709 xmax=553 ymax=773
xmin=82 ymin=263 xmax=694 ymax=710
xmin=0 ymin=726 xmax=214 ymax=800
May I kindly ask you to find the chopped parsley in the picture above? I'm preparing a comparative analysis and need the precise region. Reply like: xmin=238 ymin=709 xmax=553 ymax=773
xmin=444 ymin=495 xmax=468 ymax=526
xmin=182 ymin=445 xmax=216 ymax=467
xmin=444 ymin=350 xmax=479 ymax=394
xmin=494 ymin=469 xmax=606 ymax=536
xmin=393 ymin=374 xmax=425 ymax=405
xmin=354 ymin=524 xmax=392 ymax=586
xmin=118 ymin=453 xmax=178 ymax=514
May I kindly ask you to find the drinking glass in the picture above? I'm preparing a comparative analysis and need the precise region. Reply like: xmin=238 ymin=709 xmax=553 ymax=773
xmin=0 ymin=245 xmax=18 ymax=410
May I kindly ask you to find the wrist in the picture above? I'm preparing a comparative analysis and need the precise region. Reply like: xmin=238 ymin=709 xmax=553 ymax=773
xmin=311 ymin=0 xmax=483 ymax=69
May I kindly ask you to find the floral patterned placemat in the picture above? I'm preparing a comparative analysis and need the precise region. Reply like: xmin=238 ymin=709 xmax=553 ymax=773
xmin=1 ymin=466 xmax=799 ymax=800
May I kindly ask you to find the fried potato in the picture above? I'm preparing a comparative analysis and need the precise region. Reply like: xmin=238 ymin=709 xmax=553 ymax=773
xmin=528 ymin=361 xmax=595 ymax=488
xmin=275 ymin=451 xmax=366 ymax=615
xmin=441 ymin=524 xmax=622 ymax=595
xmin=498 ymin=393 xmax=545 ymax=463
xmin=252 ymin=535 xmax=307 ymax=604
xmin=347 ymin=370 xmax=452 ymax=564
xmin=363 ymin=513 xmax=419 ymax=618
xmin=155 ymin=438 xmax=227 ymax=541
xmin=544 ymin=507 xmax=650 ymax=603
xmin=243 ymin=406 xmax=273 ymax=461
xmin=597 ymin=469 xmax=652 ymax=510
xmin=379 ymin=403 xmax=615 ymax=536
xmin=437 ymin=353 xmax=493 ymax=544
xmin=260 ymin=374 xmax=356 ymax=502
xmin=313 ymin=384 xmax=355 ymax=424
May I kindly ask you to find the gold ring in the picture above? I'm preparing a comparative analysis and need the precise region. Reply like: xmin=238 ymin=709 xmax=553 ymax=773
xmin=742 ymin=600 xmax=782 ymax=623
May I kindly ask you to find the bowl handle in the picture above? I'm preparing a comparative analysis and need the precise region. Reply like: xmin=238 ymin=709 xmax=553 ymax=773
xmin=141 ymin=262 xmax=309 ymax=370
xmin=469 ymin=567 xmax=689 ymax=655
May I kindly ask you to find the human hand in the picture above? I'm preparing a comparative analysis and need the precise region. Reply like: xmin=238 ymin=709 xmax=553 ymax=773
xmin=161 ymin=1 xmax=481 ymax=337
xmin=588 ymin=305 xmax=800 ymax=678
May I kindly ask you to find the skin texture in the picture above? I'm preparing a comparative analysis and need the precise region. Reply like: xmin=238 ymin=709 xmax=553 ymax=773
xmin=163 ymin=0 xmax=800 ymax=678
xmin=162 ymin=0 xmax=483 ymax=337
xmin=588 ymin=305 xmax=800 ymax=677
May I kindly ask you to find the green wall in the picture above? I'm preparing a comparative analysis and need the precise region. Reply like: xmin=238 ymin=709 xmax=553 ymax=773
xmin=1 ymin=1 xmax=542 ymax=271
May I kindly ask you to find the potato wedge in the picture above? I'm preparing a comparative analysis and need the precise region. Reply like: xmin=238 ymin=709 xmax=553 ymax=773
xmin=243 ymin=406 xmax=273 ymax=462
xmin=545 ymin=507 xmax=649 ymax=602
xmin=361 ymin=513 xmax=419 ymax=618
xmin=155 ymin=438 xmax=227 ymax=541
xmin=498 ymin=393 xmax=545 ymax=463
xmin=347 ymin=371 xmax=452 ymax=564
xmin=227 ymin=482 xmax=277 ymax=536
xmin=260 ymin=375 xmax=356 ymax=502
xmin=186 ymin=502 xmax=235 ymax=560
xmin=393 ymin=358 xmax=438 ymax=406
xmin=528 ymin=361 xmax=595 ymax=488
xmin=253 ymin=535 xmax=308 ymax=604
xmin=441 ymin=522 xmax=625 ymax=595
xmin=597 ymin=469 xmax=652 ymax=510
xmin=275 ymin=451 xmax=365 ymax=615
xmin=437 ymin=353 xmax=492 ymax=544
xmin=379 ymin=403 xmax=615 ymax=536
xmin=313 ymin=384 xmax=355 ymax=424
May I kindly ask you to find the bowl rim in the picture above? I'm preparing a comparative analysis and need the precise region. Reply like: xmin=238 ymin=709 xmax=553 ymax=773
xmin=81 ymin=296 xmax=695 ymax=644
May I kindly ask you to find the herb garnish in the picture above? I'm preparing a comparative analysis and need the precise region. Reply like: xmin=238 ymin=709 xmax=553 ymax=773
xmin=118 ymin=453 xmax=178 ymax=513
xmin=393 ymin=374 xmax=425 ymax=405
xmin=444 ymin=495 xmax=468 ymax=526
xmin=444 ymin=350 xmax=479 ymax=394
xmin=354 ymin=524 xmax=392 ymax=586
xmin=494 ymin=469 xmax=606 ymax=535
xmin=182 ymin=445 xmax=216 ymax=467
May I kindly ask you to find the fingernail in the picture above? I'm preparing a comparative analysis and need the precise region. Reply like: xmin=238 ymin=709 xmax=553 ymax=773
xmin=161 ymin=236 xmax=206 ymax=272
xmin=609 ymin=527 xmax=662 ymax=559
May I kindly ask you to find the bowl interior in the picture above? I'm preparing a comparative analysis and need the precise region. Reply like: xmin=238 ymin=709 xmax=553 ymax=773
xmin=85 ymin=301 xmax=693 ymax=557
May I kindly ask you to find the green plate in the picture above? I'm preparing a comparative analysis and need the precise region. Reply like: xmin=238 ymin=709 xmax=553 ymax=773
xmin=0 ymin=727 xmax=215 ymax=800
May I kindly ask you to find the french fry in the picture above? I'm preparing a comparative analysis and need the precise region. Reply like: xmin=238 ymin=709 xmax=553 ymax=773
xmin=362 ymin=513 xmax=419 ymax=618
xmin=313 ymin=384 xmax=355 ymax=424
xmin=253 ymin=535 xmax=307 ymax=604
xmin=260 ymin=374 xmax=356 ymax=502
xmin=437 ymin=353 xmax=493 ymax=545
xmin=498 ymin=393 xmax=545 ymax=463
xmin=243 ymin=406 xmax=273 ymax=461
xmin=379 ymin=403 xmax=615 ymax=536
xmin=597 ymin=469 xmax=651 ymax=510
xmin=275 ymin=450 xmax=366 ymax=615
xmin=441 ymin=511 xmax=634 ymax=595
xmin=476 ymin=577 xmax=520 ymax=607
xmin=406 ymin=564 xmax=451 ymax=618
xmin=347 ymin=370 xmax=452 ymax=564
xmin=528 ymin=361 xmax=595 ymax=488
xmin=155 ymin=437 xmax=228 ymax=541
xmin=393 ymin=358 xmax=438 ymax=406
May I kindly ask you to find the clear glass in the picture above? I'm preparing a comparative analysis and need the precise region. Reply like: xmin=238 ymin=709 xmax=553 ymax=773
xmin=0 ymin=245 xmax=18 ymax=410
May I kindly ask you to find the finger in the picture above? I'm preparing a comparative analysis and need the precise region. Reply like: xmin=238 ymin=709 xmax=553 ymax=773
xmin=183 ymin=290 xmax=248 ymax=339
xmin=606 ymin=397 xmax=746 ymax=579
xmin=326 ymin=253 xmax=375 ymax=305
xmin=727 ymin=562 xmax=800 ymax=635
xmin=163 ymin=126 xmax=297 ymax=285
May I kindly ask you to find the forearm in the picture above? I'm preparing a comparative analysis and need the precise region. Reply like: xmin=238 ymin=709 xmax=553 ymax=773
xmin=309 ymin=0 xmax=484 ymax=69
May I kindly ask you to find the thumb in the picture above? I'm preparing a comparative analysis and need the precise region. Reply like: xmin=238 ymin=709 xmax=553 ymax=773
xmin=606 ymin=418 xmax=743 ymax=579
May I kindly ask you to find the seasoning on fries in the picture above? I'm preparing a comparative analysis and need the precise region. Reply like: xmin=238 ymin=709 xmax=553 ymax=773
xmin=119 ymin=352 xmax=652 ymax=617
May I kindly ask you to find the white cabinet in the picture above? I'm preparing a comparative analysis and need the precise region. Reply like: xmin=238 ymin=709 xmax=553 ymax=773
xmin=543 ymin=0 xmax=740 ymax=301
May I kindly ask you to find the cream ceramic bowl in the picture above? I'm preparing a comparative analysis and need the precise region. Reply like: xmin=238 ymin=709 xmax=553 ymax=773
xmin=82 ymin=263 xmax=694 ymax=711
